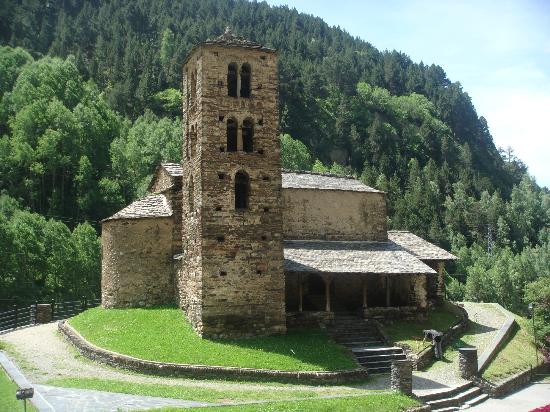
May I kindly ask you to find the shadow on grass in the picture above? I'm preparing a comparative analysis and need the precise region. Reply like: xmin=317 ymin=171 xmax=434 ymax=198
xmin=466 ymin=319 xmax=497 ymax=335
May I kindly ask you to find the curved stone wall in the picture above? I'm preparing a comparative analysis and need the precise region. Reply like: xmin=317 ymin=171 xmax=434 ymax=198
xmin=101 ymin=217 xmax=175 ymax=308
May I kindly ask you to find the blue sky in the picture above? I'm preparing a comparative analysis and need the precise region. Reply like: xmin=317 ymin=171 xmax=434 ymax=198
xmin=265 ymin=0 xmax=550 ymax=187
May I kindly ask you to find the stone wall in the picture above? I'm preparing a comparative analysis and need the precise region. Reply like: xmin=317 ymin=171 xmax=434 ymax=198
xmin=179 ymin=44 xmax=286 ymax=337
xmin=102 ymin=217 xmax=175 ymax=308
xmin=282 ymin=188 xmax=387 ymax=241
xmin=150 ymin=168 xmax=175 ymax=194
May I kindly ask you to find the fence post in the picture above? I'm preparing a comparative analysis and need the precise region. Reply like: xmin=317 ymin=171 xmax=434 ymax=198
xmin=13 ymin=304 xmax=18 ymax=328
xmin=50 ymin=300 xmax=55 ymax=321
xmin=33 ymin=301 xmax=38 ymax=324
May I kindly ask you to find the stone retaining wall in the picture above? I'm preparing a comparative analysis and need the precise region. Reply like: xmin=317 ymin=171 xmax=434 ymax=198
xmin=477 ymin=303 xmax=516 ymax=372
xmin=409 ymin=302 xmax=469 ymax=370
xmin=58 ymin=321 xmax=369 ymax=383
xmin=475 ymin=362 xmax=549 ymax=398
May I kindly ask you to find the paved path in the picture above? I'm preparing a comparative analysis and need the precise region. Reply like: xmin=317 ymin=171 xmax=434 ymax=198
xmin=468 ymin=382 xmax=550 ymax=411
xmin=34 ymin=384 xmax=213 ymax=411
xmin=412 ymin=302 xmax=507 ymax=397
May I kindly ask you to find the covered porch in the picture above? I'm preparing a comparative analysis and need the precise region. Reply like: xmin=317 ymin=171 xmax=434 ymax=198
xmin=283 ymin=239 xmax=436 ymax=324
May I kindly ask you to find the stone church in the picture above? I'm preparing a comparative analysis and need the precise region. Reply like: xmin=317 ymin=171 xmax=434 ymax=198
xmin=101 ymin=29 xmax=456 ymax=338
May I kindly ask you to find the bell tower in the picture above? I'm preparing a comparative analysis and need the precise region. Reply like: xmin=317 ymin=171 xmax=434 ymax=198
xmin=177 ymin=29 xmax=286 ymax=337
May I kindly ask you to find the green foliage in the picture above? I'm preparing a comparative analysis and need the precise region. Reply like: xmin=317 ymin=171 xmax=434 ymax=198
xmin=525 ymin=275 xmax=550 ymax=352
xmin=152 ymin=88 xmax=182 ymax=117
xmin=280 ymin=134 xmax=313 ymax=171
xmin=0 ymin=368 xmax=37 ymax=412
xmin=69 ymin=306 xmax=357 ymax=371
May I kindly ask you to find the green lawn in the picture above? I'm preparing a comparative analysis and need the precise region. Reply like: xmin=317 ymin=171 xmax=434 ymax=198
xmin=1 ymin=367 xmax=37 ymax=412
xmin=155 ymin=393 xmax=420 ymax=411
xmin=482 ymin=315 xmax=540 ymax=383
xmin=68 ymin=306 xmax=357 ymax=371
xmin=383 ymin=307 xmax=460 ymax=353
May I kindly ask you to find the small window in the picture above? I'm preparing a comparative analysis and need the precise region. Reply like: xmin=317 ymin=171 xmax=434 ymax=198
xmin=227 ymin=63 xmax=238 ymax=97
xmin=190 ymin=71 xmax=197 ymax=101
xmin=240 ymin=63 xmax=251 ymax=98
xmin=226 ymin=118 xmax=237 ymax=152
xmin=242 ymin=118 xmax=254 ymax=153
xmin=235 ymin=171 xmax=249 ymax=210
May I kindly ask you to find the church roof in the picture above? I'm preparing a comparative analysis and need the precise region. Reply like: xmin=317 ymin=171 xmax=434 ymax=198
xmin=282 ymin=171 xmax=382 ymax=193
xmin=160 ymin=162 xmax=184 ymax=177
xmin=103 ymin=194 xmax=172 ymax=222
xmin=283 ymin=240 xmax=436 ymax=275
xmin=388 ymin=231 xmax=457 ymax=261
xmin=203 ymin=27 xmax=276 ymax=52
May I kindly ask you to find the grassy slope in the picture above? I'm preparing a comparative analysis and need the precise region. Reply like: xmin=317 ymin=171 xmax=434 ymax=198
xmin=482 ymin=315 xmax=540 ymax=383
xmin=0 ymin=367 xmax=37 ymax=412
xmin=383 ymin=308 xmax=460 ymax=353
xmin=69 ymin=307 xmax=356 ymax=371
xmin=156 ymin=393 xmax=420 ymax=411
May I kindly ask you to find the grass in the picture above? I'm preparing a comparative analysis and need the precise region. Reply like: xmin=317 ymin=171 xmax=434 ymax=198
xmin=68 ymin=306 xmax=356 ymax=371
xmin=383 ymin=307 xmax=460 ymax=353
xmin=0 ymin=367 xmax=37 ymax=412
xmin=482 ymin=315 xmax=540 ymax=383
xmin=46 ymin=376 xmax=375 ymax=403
xmin=154 ymin=393 xmax=420 ymax=411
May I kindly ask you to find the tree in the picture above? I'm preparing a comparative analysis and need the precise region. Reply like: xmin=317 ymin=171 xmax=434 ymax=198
xmin=280 ymin=133 xmax=313 ymax=171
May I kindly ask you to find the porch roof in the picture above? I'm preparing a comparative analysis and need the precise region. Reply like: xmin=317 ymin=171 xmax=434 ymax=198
xmin=388 ymin=231 xmax=457 ymax=261
xmin=283 ymin=240 xmax=436 ymax=275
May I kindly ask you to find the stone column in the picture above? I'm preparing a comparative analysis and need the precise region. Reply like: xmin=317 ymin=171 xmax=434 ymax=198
xmin=437 ymin=261 xmax=445 ymax=299
xmin=390 ymin=359 xmax=413 ymax=395
xmin=458 ymin=347 xmax=478 ymax=379
xmin=35 ymin=304 xmax=53 ymax=324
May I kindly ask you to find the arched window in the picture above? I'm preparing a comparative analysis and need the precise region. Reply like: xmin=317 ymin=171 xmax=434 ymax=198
xmin=226 ymin=118 xmax=237 ymax=152
xmin=240 ymin=63 xmax=251 ymax=98
xmin=190 ymin=71 xmax=196 ymax=101
xmin=235 ymin=171 xmax=249 ymax=210
xmin=188 ymin=176 xmax=194 ymax=213
xmin=242 ymin=118 xmax=254 ymax=153
xmin=227 ymin=63 xmax=237 ymax=97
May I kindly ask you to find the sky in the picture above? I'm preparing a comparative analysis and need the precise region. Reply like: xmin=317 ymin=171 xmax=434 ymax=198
xmin=265 ymin=0 xmax=550 ymax=188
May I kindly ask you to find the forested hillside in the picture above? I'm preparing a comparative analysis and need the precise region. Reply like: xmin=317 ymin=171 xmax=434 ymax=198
xmin=0 ymin=0 xmax=548 ymax=346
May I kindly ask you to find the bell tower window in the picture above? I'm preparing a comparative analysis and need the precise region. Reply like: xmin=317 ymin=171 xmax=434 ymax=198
xmin=235 ymin=171 xmax=249 ymax=210
xmin=242 ymin=119 xmax=254 ymax=153
xmin=227 ymin=63 xmax=238 ymax=97
xmin=240 ymin=63 xmax=251 ymax=98
xmin=227 ymin=118 xmax=237 ymax=152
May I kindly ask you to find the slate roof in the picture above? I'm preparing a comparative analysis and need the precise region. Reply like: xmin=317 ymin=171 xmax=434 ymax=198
xmin=203 ymin=27 xmax=275 ymax=52
xmin=388 ymin=231 xmax=457 ymax=261
xmin=283 ymin=240 xmax=436 ymax=275
xmin=161 ymin=162 xmax=183 ymax=177
xmin=282 ymin=171 xmax=382 ymax=193
xmin=103 ymin=194 xmax=172 ymax=221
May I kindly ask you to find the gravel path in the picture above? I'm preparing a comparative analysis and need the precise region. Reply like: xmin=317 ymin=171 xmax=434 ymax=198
xmin=0 ymin=322 xmax=387 ymax=393
xmin=412 ymin=302 xmax=507 ymax=397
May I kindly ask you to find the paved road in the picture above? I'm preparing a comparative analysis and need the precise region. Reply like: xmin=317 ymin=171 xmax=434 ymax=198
xmin=35 ymin=384 xmax=213 ymax=412
xmin=469 ymin=382 xmax=550 ymax=412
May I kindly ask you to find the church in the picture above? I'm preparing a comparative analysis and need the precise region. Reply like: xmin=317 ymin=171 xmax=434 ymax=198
xmin=100 ymin=29 xmax=456 ymax=338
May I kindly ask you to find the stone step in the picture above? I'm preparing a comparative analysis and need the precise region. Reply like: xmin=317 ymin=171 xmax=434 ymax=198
xmin=431 ymin=407 xmax=459 ymax=412
xmin=461 ymin=393 xmax=489 ymax=408
xmin=338 ymin=338 xmax=384 ymax=345
xmin=419 ymin=382 xmax=474 ymax=402
xmin=356 ymin=353 xmax=407 ymax=362
xmin=366 ymin=366 xmax=391 ymax=374
xmin=426 ymin=387 xmax=482 ymax=409
xmin=330 ymin=328 xmax=380 ymax=335
xmin=352 ymin=346 xmax=403 ymax=354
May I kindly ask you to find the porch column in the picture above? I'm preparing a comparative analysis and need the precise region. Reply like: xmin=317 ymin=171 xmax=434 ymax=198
xmin=298 ymin=273 xmax=303 ymax=312
xmin=323 ymin=275 xmax=332 ymax=312
xmin=386 ymin=275 xmax=391 ymax=307
xmin=362 ymin=278 xmax=368 ymax=309
xmin=437 ymin=261 xmax=445 ymax=299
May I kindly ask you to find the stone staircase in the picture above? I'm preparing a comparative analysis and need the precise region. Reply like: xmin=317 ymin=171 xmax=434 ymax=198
xmin=418 ymin=381 xmax=489 ymax=411
xmin=328 ymin=314 xmax=406 ymax=374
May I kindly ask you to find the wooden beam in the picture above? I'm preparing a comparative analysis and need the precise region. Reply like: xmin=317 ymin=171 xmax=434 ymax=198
xmin=362 ymin=278 xmax=367 ymax=309
xmin=298 ymin=274 xmax=303 ymax=312
xmin=324 ymin=275 xmax=331 ymax=312
xmin=386 ymin=275 xmax=391 ymax=307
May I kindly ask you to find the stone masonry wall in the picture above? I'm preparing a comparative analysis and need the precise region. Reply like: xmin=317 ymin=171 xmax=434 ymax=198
xmin=282 ymin=189 xmax=387 ymax=241
xmin=102 ymin=217 xmax=175 ymax=307
xmin=179 ymin=44 xmax=286 ymax=337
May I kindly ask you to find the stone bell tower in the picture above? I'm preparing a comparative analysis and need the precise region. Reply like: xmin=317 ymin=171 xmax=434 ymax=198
xmin=177 ymin=28 xmax=286 ymax=337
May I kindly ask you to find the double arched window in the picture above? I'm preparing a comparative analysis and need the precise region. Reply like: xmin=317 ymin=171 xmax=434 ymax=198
xmin=226 ymin=118 xmax=254 ymax=153
xmin=227 ymin=63 xmax=251 ymax=98
xmin=235 ymin=171 xmax=249 ymax=210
